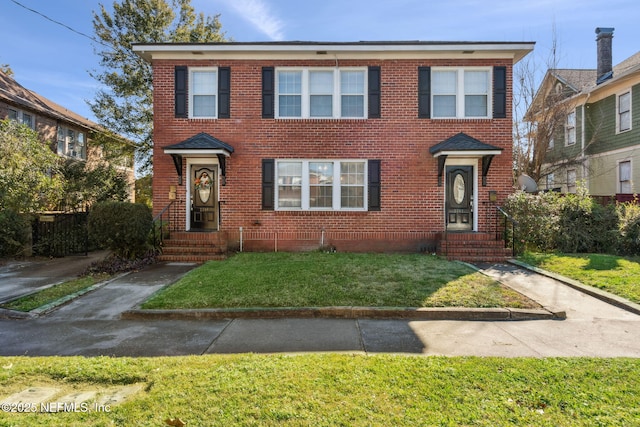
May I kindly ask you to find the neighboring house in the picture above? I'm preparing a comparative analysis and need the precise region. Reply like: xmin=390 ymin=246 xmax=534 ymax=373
xmin=134 ymin=40 xmax=533 ymax=261
xmin=529 ymin=28 xmax=640 ymax=200
xmin=0 ymin=72 xmax=135 ymax=206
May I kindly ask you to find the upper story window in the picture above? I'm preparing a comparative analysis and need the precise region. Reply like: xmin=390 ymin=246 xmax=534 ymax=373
xmin=431 ymin=68 xmax=491 ymax=119
xmin=565 ymin=111 xmax=576 ymax=146
xmin=8 ymin=108 xmax=34 ymax=129
xmin=275 ymin=68 xmax=367 ymax=119
xmin=618 ymin=91 xmax=631 ymax=133
xmin=57 ymin=126 xmax=86 ymax=160
xmin=190 ymin=68 xmax=217 ymax=118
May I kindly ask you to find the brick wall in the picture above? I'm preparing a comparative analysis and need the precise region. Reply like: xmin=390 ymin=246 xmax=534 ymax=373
xmin=152 ymin=57 xmax=514 ymax=251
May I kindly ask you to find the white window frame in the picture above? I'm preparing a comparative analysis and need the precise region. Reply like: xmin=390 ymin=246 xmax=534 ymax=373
xmin=57 ymin=126 xmax=86 ymax=160
xmin=189 ymin=67 xmax=218 ymax=119
xmin=275 ymin=68 xmax=368 ymax=119
xmin=431 ymin=67 xmax=492 ymax=119
xmin=275 ymin=159 xmax=368 ymax=211
xmin=546 ymin=173 xmax=555 ymax=190
xmin=567 ymin=169 xmax=577 ymax=193
xmin=617 ymin=90 xmax=632 ymax=133
xmin=8 ymin=108 xmax=35 ymax=129
xmin=618 ymin=160 xmax=632 ymax=193
xmin=565 ymin=110 xmax=576 ymax=146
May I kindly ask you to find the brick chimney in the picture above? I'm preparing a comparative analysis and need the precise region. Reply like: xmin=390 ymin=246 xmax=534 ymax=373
xmin=596 ymin=27 xmax=614 ymax=84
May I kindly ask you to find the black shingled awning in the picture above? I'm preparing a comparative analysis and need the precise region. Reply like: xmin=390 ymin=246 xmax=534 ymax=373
xmin=163 ymin=133 xmax=234 ymax=185
xmin=429 ymin=133 xmax=502 ymax=187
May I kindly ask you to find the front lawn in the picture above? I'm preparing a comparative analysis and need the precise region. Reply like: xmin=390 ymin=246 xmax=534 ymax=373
xmin=519 ymin=253 xmax=640 ymax=304
xmin=0 ymin=355 xmax=638 ymax=426
xmin=0 ymin=274 xmax=109 ymax=312
xmin=142 ymin=252 xmax=538 ymax=309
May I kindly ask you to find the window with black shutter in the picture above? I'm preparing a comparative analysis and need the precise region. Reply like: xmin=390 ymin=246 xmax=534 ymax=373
xmin=418 ymin=66 xmax=431 ymax=118
xmin=175 ymin=66 xmax=188 ymax=118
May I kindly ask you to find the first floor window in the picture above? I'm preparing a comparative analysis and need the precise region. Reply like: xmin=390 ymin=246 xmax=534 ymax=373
xmin=619 ymin=160 xmax=632 ymax=193
xmin=276 ymin=160 xmax=367 ymax=210
xmin=546 ymin=173 xmax=555 ymax=190
xmin=567 ymin=169 xmax=577 ymax=193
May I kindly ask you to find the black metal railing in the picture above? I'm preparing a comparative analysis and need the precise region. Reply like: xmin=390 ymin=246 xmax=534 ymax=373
xmin=496 ymin=206 xmax=519 ymax=257
xmin=152 ymin=201 xmax=176 ymax=247
xmin=32 ymin=212 xmax=89 ymax=257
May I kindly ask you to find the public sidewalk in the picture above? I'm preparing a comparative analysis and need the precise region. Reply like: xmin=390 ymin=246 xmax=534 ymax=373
xmin=0 ymin=258 xmax=639 ymax=357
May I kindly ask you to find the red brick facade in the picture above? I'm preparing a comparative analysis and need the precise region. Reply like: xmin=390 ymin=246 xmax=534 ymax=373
xmin=138 ymin=42 xmax=532 ymax=253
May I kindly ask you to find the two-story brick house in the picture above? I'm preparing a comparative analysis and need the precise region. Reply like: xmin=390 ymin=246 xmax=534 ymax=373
xmin=134 ymin=40 xmax=533 ymax=261
xmin=530 ymin=28 xmax=640 ymax=200
xmin=0 ymin=72 xmax=136 ymax=205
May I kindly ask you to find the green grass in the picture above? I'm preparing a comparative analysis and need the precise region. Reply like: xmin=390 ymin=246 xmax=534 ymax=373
xmin=142 ymin=252 xmax=538 ymax=309
xmin=519 ymin=253 xmax=640 ymax=304
xmin=0 ymin=274 xmax=109 ymax=312
xmin=0 ymin=355 xmax=638 ymax=426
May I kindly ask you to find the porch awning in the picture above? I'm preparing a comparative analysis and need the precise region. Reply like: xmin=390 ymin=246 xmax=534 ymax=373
xmin=429 ymin=133 xmax=503 ymax=187
xmin=163 ymin=133 xmax=234 ymax=185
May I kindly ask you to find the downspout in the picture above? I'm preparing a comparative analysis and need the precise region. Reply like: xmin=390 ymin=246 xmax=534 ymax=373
xmin=581 ymin=93 xmax=591 ymax=189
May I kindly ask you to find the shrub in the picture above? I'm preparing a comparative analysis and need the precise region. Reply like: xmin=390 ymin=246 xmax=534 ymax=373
xmin=617 ymin=199 xmax=640 ymax=255
xmin=88 ymin=201 xmax=152 ymax=259
xmin=503 ymin=190 xmax=560 ymax=251
xmin=0 ymin=209 xmax=31 ymax=257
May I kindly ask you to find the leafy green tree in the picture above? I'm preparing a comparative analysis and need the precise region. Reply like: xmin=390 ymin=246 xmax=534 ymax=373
xmin=0 ymin=119 xmax=64 ymax=212
xmin=59 ymin=158 xmax=131 ymax=211
xmin=135 ymin=174 xmax=153 ymax=207
xmin=90 ymin=0 xmax=227 ymax=173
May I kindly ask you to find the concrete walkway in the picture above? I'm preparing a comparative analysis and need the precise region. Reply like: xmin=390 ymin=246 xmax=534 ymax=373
xmin=0 ymin=259 xmax=639 ymax=357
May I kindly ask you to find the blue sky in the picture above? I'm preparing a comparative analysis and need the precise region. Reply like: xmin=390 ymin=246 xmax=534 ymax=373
xmin=1 ymin=0 xmax=639 ymax=122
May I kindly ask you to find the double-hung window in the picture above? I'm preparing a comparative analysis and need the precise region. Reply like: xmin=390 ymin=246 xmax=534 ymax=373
xmin=8 ymin=108 xmax=34 ymax=129
xmin=276 ymin=68 xmax=367 ymax=119
xmin=431 ymin=68 xmax=490 ymax=118
xmin=190 ymin=68 xmax=217 ymax=118
xmin=619 ymin=160 xmax=632 ymax=193
xmin=618 ymin=91 xmax=631 ymax=132
xmin=566 ymin=111 xmax=576 ymax=145
xmin=276 ymin=160 xmax=366 ymax=210
xmin=57 ymin=126 xmax=86 ymax=160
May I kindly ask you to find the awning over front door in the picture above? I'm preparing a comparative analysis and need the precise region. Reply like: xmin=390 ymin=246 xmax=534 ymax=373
xmin=429 ymin=132 xmax=503 ymax=186
xmin=163 ymin=133 xmax=234 ymax=185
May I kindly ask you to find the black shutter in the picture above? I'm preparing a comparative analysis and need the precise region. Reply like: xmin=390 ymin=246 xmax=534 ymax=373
xmin=175 ymin=66 xmax=188 ymax=118
xmin=418 ymin=66 xmax=431 ymax=118
xmin=262 ymin=67 xmax=275 ymax=118
xmin=368 ymin=159 xmax=381 ymax=211
xmin=218 ymin=67 xmax=231 ymax=119
xmin=493 ymin=66 xmax=507 ymax=118
xmin=368 ymin=66 xmax=381 ymax=118
xmin=262 ymin=159 xmax=275 ymax=210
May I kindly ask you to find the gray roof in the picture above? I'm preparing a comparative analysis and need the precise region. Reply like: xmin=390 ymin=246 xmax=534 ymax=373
xmin=164 ymin=132 xmax=234 ymax=153
xmin=429 ymin=133 xmax=502 ymax=154
xmin=0 ymin=72 xmax=104 ymax=132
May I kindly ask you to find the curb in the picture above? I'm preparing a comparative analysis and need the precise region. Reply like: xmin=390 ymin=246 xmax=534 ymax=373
xmin=508 ymin=259 xmax=640 ymax=316
xmin=121 ymin=306 xmax=560 ymax=321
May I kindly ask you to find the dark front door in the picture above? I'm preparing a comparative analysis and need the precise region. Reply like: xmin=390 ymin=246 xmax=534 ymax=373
xmin=191 ymin=165 xmax=218 ymax=230
xmin=446 ymin=166 xmax=473 ymax=231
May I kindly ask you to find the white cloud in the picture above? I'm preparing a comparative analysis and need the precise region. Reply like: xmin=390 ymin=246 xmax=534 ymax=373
xmin=226 ymin=0 xmax=285 ymax=41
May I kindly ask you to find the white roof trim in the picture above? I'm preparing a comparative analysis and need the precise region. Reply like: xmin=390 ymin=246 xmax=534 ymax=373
xmin=432 ymin=150 xmax=503 ymax=157
xmin=164 ymin=148 xmax=231 ymax=157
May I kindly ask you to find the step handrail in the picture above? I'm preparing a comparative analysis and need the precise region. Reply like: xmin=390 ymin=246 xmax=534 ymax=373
xmin=153 ymin=201 xmax=175 ymax=247
xmin=496 ymin=206 xmax=519 ymax=257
